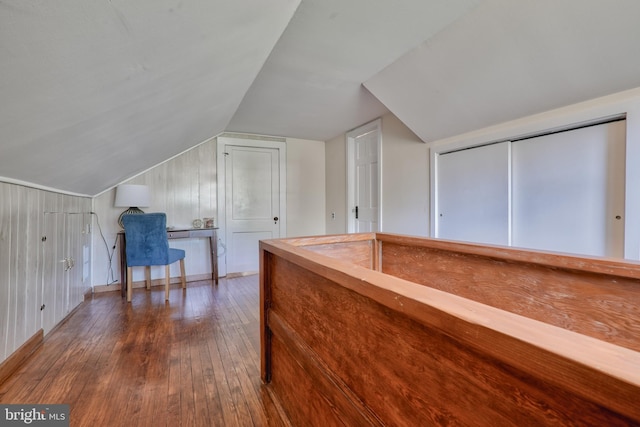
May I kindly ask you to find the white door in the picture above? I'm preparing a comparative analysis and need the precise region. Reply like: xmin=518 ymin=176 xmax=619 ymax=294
xmin=41 ymin=210 xmax=66 ymax=335
xmin=512 ymin=120 xmax=625 ymax=257
xmin=217 ymin=137 xmax=286 ymax=276
xmin=348 ymin=120 xmax=381 ymax=233
xmin=436 ymin=142 xmax=510 ymax=245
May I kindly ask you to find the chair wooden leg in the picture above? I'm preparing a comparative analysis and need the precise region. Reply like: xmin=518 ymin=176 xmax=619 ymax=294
xmin=180 ymin=259 xmax=186 ymax=289
xmin=127 ymin=267 xmax=133 ymax=302
xmin=165 ymin=265 xmax=170 ymax=301
xmin=145 ymin=266 xmax=151 ymax=290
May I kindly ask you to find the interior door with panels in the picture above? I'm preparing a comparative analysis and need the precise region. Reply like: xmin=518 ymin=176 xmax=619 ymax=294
xmin=347 ymin=119 xmax=381 ymax=233
xmin=218 ymin=137 xmax=286 ymax=276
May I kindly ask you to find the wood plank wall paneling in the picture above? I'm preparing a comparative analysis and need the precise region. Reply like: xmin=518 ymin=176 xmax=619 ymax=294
xmin=380 ymin=241 xmax=640 ymax=352
xmin=0 ymin=181 xmax=91 ymax=365
xmin=1 ymin=184 xmax=13 ymax=360
xmin=92 ymin=139 xmax=217 ymax=287
xmin=26 ymin=187 xmax=43 ymax=345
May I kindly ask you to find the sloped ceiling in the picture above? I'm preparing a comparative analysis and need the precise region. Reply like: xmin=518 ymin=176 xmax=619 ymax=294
xmin=364 ymin=0 xmax=640 ymax=143
xmin=0 ymin=0 xmax=301 ymax=195
xmin=226 ymin=0 xmax=481 ymax=141
xmin=2 ymin=0 xmax=640 ymax=196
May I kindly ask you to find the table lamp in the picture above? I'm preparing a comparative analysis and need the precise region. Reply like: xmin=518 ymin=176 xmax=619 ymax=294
xmin=115 ymin=184 xmax=150 ymax=228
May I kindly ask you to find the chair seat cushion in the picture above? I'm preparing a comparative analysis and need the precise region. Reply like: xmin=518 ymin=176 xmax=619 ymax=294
xmin=168 ymin=248 xmax=186 ymax=264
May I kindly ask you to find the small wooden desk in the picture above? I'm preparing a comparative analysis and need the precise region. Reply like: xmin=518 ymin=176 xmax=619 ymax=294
xmin=119 ymin=228 xmax=218 ymax=298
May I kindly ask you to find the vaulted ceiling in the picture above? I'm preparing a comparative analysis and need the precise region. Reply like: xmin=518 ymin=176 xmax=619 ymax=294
xmin=2 ymin=0 xmax=640 ymax=196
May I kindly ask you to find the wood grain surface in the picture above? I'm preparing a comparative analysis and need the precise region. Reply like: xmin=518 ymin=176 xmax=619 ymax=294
xmin=0 ymin=277 xmax=284 ymax=427
xmin=260 ymin=233 xmax=640 ymax=426
xmin=380 ymin=241 xmax=640 ymax=352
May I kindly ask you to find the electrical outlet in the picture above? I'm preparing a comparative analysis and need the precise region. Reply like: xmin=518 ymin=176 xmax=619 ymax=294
xmin=331 ymin=212 xmax=336 ymax=220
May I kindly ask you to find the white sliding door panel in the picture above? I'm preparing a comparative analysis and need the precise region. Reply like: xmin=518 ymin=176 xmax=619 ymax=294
xmin=436 ymin=142 xmax=510 ymax=245
xmin=512 ymin=121 xmax=625 ymax=257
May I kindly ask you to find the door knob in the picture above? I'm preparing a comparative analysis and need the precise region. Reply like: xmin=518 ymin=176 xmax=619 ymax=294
xmin=274 ymin=216 xmax=279 ymax=224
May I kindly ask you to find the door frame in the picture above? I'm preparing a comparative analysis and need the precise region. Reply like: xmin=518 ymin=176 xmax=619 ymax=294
xmin=216 ymin=136 xmax=287 ymax=276
xmin=346 ymin=119 xmax=382 ymax=233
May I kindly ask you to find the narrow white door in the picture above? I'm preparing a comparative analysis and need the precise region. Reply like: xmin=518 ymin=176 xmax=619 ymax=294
xmin=41 ymin=210 xmax=66 ymax=335
xmin=348 ymin=120 xmax=381 ymax=233
xmin=222 ymin=143 xmax=284 ymax=275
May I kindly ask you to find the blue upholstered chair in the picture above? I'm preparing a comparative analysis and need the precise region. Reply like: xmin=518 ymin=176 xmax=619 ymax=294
xmin=122 ymin=213 xmax=186 ymax=302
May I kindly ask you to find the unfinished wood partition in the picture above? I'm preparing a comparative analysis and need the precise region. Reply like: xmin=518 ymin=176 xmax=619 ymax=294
xmin=260 ymin=233 xmax=640 ymax=426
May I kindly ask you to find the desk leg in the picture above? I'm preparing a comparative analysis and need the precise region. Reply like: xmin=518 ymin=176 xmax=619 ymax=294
xmin=209 ymin=234 xmax=218 ymax=285
xmin=119 ymin=234 xmax=127 ymax=298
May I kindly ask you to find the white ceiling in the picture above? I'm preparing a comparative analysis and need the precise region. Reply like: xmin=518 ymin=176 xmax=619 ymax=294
xmin=365 ymin=0 xmax=640 ymax=142
xmin=226 ymin=0 xmax=481 ymax=140
xmin=2 ymin=0 xmax=640 ymax=195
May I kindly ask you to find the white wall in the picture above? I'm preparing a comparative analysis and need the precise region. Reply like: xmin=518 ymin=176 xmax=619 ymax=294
xmin=326 ymin=88 xmax=640 ymax=257
xmin=428 ymin=87 xmax=640 ymax=260
xmin=92 ymin=138 xmax=217 ymax=288
xmin=286 ymin=138 xmax=326 ymax=237
xmin=325 ymin=112 xmax=429 ymax=236
xmin=92 ymin=134 xmax=326 ymax=288
xmin=325 ymin=133 xmax=347 ymax=235
xmin=381 ymin=114 xmax=429 ymax=236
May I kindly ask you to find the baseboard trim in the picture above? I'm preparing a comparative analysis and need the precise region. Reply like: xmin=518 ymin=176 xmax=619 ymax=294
xmin=93 ymin=283 xmax=121 ymax=293
xmin=93 ymin=273 xmax=214 ymax=293
xmin=46 ymin=302 xmax=85 ymax=338
xmin=0 ymin=329 xmax=44 ymax=386
xmin=226 ymin=271 xmax=258 ymax=278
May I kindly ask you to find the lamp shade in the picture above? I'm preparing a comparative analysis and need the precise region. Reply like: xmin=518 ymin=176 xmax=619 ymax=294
xmin=114 ymin=184 xmax=150 ymax=208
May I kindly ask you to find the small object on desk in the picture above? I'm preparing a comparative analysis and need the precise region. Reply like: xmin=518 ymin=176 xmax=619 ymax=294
xmin=204 ymin=217 xmax=214 ymax=228
xmin=192 ymin=219 xmax=203 ymax=228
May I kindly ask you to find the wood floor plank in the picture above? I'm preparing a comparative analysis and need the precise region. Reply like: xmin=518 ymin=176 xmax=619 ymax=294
xmin=206 ymin=316 xmax=242 ymax=427
xmin=179 ymin=326 xmax=198 ymax=426
xmin=0 ymin=276 xmax=284 ymax=427
xmin=196 ymin=328 xmax=225 ymax=427
xmin=166 ymin=339 xmax=182 ymax=427
xmin=220 ymin=326 xmax=270 ymax=426
xmin=211 ymin=304 xmax=255 ymax=425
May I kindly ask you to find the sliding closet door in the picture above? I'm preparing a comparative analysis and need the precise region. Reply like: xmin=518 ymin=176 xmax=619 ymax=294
xmin=436 ymin=142 xmax=510 ymax=245
xmin=512 ymin=121 xmax=625 ymax=257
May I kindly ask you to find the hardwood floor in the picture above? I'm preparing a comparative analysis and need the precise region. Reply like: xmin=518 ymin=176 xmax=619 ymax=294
xmin=0 ymin=276 xmax=286 ymax=427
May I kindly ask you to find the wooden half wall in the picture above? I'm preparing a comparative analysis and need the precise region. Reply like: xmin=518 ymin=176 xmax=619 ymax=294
xmin=260 ymin=233 xmax=640 ymax=426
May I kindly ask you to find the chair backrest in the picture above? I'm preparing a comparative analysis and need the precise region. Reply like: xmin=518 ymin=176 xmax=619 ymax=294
xmin=122 ymin=213 xmax=170 ymax=267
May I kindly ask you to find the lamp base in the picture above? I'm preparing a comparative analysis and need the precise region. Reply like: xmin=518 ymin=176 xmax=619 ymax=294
xmin=118 ymin=207 xmax=145 ymax=229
